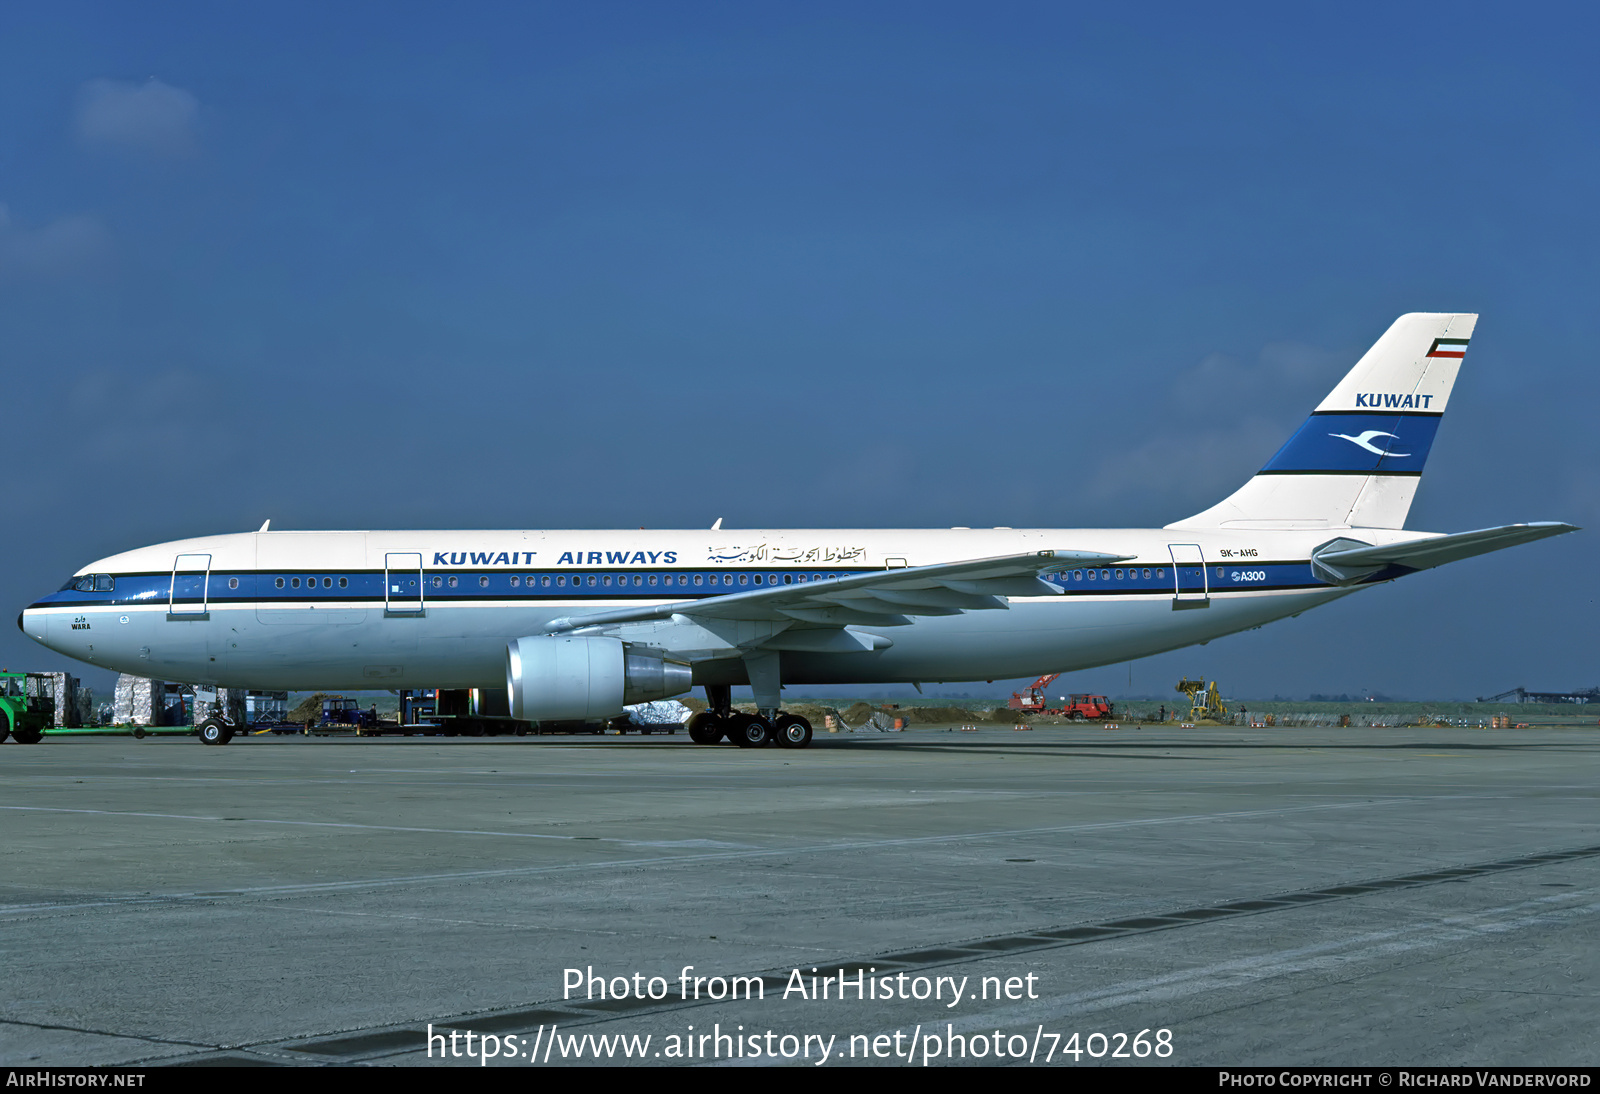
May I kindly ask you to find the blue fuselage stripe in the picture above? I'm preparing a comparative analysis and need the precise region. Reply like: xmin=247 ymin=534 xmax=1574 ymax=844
xmin=29 ymin=561 xmax=1347 ymax=612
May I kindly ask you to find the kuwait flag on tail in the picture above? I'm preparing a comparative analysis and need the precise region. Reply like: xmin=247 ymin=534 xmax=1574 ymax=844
xmin=1426 ymin=338 xmax=1469 ymax=358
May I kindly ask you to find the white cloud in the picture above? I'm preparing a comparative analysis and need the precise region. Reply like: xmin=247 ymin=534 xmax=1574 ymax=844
xmin=0 ymin=204 xmax=112 ymax=282
xmin=76 ymin=77 xmax=200 ymax=157
xmin=1085 ymin=342 xmax=1355 ymax=513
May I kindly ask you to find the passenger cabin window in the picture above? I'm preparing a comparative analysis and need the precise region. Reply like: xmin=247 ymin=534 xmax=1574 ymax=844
xmin=291 ymin=578 xmax=300 ymax=589
xmin=228 ymin=578 xmax=239 ymax=590
xmin=432 ymin=576 xmax=443 ymax=587
xmin=339 ymin=577 xmax=348 ymax=588
xmin=479 ymin=576 xmax=490 ymax=587
xmin=448 ymin=576 xmax=459 ymax=588
xmin=275 ymin=578 xmax=285 ymax=589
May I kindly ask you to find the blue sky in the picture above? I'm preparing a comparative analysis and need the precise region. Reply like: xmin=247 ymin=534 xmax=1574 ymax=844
xmin=3 ymin=3 xmax=1595 ymax=701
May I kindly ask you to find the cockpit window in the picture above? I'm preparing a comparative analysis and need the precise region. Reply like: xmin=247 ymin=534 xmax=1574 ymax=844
xmin=65 ymin=575 xmax=114 ymax=593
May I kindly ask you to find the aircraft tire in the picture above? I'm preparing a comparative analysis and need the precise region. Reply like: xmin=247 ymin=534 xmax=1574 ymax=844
xmin=686 ymin=712 xmax=724 ymax=745
xmin=729 ymin=713 xmax=772 ymax=749
xmin=773 ymin=714 xmax=813 ymax=749
xmin=197 ymin=718 xmax=233 ymax=746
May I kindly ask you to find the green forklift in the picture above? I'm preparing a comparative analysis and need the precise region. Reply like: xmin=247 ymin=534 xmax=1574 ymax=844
xmin=0 ymin=671 xmax=55 ymax=745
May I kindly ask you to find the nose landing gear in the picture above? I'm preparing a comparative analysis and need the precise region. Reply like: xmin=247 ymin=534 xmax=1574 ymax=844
xmin=197 ymin=718 xmax=234 ymax=746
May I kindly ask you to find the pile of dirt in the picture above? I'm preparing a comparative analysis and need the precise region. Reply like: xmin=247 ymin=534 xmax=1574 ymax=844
xmin=985 ymin=706 xmax=1029 ymax=723
xmin=901 ymin=705 xmax=985 ymax=724
xmin=842 ymin=702 xmax=878 ymax=724
xmin=286 ymin=693 xmax=337 ymax=724
xmin=774 ymin=702 xmax=830 ymax=723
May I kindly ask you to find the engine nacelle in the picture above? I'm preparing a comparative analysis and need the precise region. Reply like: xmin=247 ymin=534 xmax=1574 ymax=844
xmin=506 ymin=635 xmax=692 ymax=722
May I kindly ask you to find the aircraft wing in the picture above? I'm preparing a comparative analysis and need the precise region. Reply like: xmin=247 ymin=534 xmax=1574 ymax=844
xmin=1312 ymin=522 xmax=1577 ymax=584
xmin=545 ymin=549 xmax=1132 ymax=632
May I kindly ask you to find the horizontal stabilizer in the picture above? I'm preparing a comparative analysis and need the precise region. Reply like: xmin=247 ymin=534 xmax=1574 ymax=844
xmin=1312 ymin=523 xmax=1577 ymax=584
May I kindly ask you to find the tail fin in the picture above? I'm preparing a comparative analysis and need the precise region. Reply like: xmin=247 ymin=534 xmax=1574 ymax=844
xmin=1169 ymin=312 xmax=1476 ymax=530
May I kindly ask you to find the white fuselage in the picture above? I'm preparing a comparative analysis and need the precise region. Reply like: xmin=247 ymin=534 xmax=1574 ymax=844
xmin=20 ymin=525 xmax=1420 ymax=691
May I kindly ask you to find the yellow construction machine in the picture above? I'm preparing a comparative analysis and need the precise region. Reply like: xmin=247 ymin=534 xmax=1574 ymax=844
xmin=1175 ymin=677 xmax=1229 ymax=724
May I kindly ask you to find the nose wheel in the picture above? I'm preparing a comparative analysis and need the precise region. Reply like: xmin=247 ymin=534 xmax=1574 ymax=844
xmin=197 ymin=718 xmax=234 ymax=746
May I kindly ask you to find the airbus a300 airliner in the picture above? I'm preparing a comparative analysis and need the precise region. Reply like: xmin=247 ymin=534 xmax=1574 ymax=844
xmin=17 ymin=313 xmax=1574 ymax=748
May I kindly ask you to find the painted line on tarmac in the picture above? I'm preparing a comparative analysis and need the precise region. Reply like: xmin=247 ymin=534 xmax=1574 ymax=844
xmin=193 ymin=840 xmax=1600 ymax=1065
xmin=975 ymin=887 xmax=1600 ymax=1029
xmin=754 ymin=886 xmax=1600 ymax=1068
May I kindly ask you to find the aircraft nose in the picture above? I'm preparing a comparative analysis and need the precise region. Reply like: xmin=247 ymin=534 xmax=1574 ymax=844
xmin=18 ymin=606 xmax=49 ymax=645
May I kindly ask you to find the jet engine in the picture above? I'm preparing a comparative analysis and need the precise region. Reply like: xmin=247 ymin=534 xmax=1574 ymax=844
xmin=506 ymin=635 xmax=692 ymax=722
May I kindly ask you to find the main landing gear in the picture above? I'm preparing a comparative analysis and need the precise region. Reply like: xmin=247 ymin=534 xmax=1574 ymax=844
xmin=686 ymin=683 xmax=813 ymax=750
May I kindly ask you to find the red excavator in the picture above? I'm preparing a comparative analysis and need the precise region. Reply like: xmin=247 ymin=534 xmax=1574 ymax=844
xmin=1007 ymin=674 xmax=1114 ymax=720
